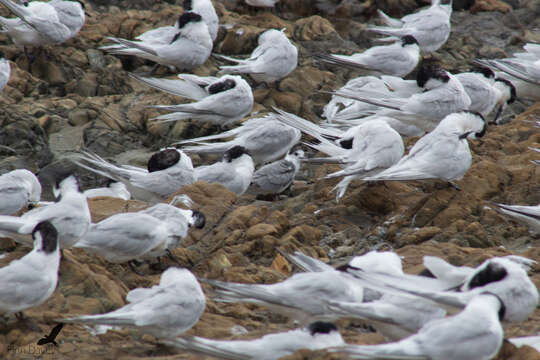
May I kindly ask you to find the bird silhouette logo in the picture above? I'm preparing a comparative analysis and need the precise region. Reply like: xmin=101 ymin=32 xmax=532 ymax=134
xmin=37 ymin=323 xmax=64 ymax=346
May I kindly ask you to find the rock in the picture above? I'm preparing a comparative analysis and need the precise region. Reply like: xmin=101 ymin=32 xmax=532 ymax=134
xmin=471 ymin=0 xmax=513 ymax=13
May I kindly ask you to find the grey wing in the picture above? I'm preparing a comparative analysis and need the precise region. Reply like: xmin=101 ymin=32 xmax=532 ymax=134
xmin=136 ymin=26 xmax=176 ymax=44
xmin=0 ymin=260 xmax=54 ymax=310
xmin=252 ymin=160 xmax=296 ymax=191
xmin=196 ymin=163 xmax=236 ymax=185
xmin=0 ymin=183 xmax=29 ymax=215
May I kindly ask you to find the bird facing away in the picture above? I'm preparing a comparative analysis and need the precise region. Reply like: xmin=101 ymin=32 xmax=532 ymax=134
xmin=177 ymin=113 xmax=301 ymax=165
xmin=0 ymin=0 xmax=85 ymax=46
xmin=71 ymin=148 xmax=195 ymax=202
xmin=0 ymin=221 xmax=60 ymax=316
xmin=100 ymin=12 xmax=212 ymax=71
xmin=316 ymin=35 xmax=420 ymax=77
xmin=195 ymin=146 xmax=255 ymax=196
xmin=0 ymin=175 xmax=91 ymax=249
xmin=217 ymin=28 xmax=298 ymax=83
xmin=131 ymin=73 xmax=254 ymax=127
xmin=0 ymin=169 xmax=41 ymax=215
xmin=60 ymin=267 xmax=206 ymax=339
xmin=366 ymin=0 xmax=452 ymax=53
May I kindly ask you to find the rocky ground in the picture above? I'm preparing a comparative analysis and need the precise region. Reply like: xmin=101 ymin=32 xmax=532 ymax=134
xmin=0 ymin=0 xmax=539 ymax=359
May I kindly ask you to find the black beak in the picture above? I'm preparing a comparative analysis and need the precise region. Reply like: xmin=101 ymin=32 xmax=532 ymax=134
xmin=192 ymin=210 xmax=206 ymax=229
xmin=85 ymin=11 xmax=92 ymax=17
xmin=458 ymin=131 xmax=473 ymax=140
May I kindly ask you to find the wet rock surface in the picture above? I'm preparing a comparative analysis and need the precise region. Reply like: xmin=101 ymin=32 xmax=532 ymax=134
xmin=0 ymin=0 xmax=539 ymax=359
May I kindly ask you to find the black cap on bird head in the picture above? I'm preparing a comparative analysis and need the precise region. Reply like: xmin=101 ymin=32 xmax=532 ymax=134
xmin=33 ymin=221 xmax=59 ymax=254
xmin=191 ymin=210 xmax=206 ymax=229
xmin=223 ymin=146 xmax=249 ymax=162
xmin=178 ymin=12 xmax=202 ymax=29
xmin=208 ymin=78 xmax=237 ymax=95
xmin=401 ymin=35 xmax=418 ymax=46
xmin=53 ymin=174 xmax=81 ymax=201
xmin=472 ymin=65 xmax=495 ymax=80
xmin=468 ymin=261 xmax=508 ymax=290
xmin=183 ymin=0 xmax=193 ymax=10
xmin=147 ymin=149 xmax=181 ymax=173
xmin=416 ymin=65 xmax=449 ymax=88
xmin=307 ymin=322 xmax=338 ymax=336
xmin=495 ymin=78 xmax=516 ymax=104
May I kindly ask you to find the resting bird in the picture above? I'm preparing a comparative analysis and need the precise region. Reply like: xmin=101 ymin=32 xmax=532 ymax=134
xmin=366 ymin=0 xmax=452 ymax=53
xmin=71 ymin=148 xmax=195 ymax=202
xmin=100 ymin=12 xmax=212 ymax=71
xmin=131 ymin=73 xmax=253 ymax=126
xmin=195 ymin=146 xmax=255 ymax=196
xmin=60 ymin=268 xmax=206 ymax=339
xmin=360 ymin=111 xmax=486 ymax=185
xmin=249 ymin=147 xmax=304 ymax=196
xmin=0 ymin=175 xmax=90 ymax=249
xmin=183 ymin=0 xmax=218 ymax=42
xmin=316 ymin=35 xmax=420 ymax=77
xmin=0 ymin=221 xmax=60 ymax=317
xmin=217 ymin=28 xmax=298 ymax=83
xmin=176 ymin=113 xmax=301 ymax=165
xmin=0 ymin=0 xmax=85 ymax=46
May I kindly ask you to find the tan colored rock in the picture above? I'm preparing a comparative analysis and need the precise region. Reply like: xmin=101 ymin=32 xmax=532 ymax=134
xmin=471 ymin=0 xmax=512 ymax=13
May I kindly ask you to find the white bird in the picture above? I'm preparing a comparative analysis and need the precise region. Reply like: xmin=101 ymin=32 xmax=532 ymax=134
xmin=164 ymin=321 xmax=346 ymax=360
xmin=0 ymin=221 xmax=60 ymax=316
xmin=0 ymin=175 xmax=91 ymax=249
xmin=0 ymin=169 xmax=41 ymax=215
xmin=333 ymin=68 xmax=472 ymax=134
xmin=176 ymin=114 xmax=301 ymax=165
xmin=272 ymin=109 xmax=404 ymax=201
xmin=316 ymin=35 xmax=420 ymax=77
xmin=83 ymin=181 xmax=131 ymax=200
xmin=0 ymin=53 xmax=11 ymax=92
xmin=249 ymin=147 xmax=304 ymax=195
xmin=100 ymin=12 xmax=212 ymax=71
xmin=320 ymin=120 xmax=404 ymax=201
xmin=360 ymin=111 xmax=485 ymax=184
xmin=367 ymin=0 xmax=452 ymax=53
xmin=455 ymin=67 xmax=516 ymax=120
xmin=217 ymin=28 xmax=298 ymax=83
xmin=206 ymin=269 xmax=365 ymax=324
xmin=331 ymin=293 xmax=505 ymax=360
xmin=195 ymin=146 xmax=255 ymax=196
xmin=71 ymin=148 xmax=195 ymax=202
xmin=0 ymin=0 xmax=84 ymax=46
xmin=508 ymin=335 xmax=540 ymax=353
xmin=131 ymin=73 xmax=253 ymax=126
xmin=183 ymin=0 xmax=218 ymax=42
xmin=74 ymin=209 xmax=196 ymax=264
xmin=61 ymin=267 xmax=206 ymax=339
xmin=346 ymin=256 xmax=539 ymax=324
xmin=493 ymin=203 xmax=540 ymax=234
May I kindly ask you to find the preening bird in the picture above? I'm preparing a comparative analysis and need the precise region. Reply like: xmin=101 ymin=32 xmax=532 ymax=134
xmin=60 ymin=267 xmax=206 ymax=339
xmin=366 ymin=0 xmax=452 ymax=53
xmin=217 ymin=28 xmax=298 ymax=83
xmin=0 ymin=169 xmax=41 ymax=215
xmin=249 ymin=147 xmax=304 ymax=195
